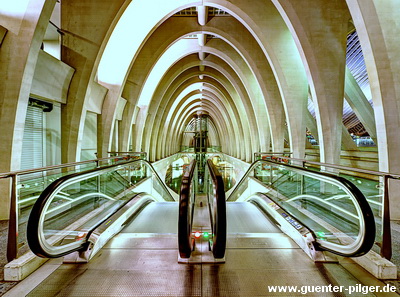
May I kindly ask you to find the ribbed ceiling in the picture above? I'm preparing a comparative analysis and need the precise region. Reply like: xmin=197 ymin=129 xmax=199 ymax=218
xmin=174 ymin=7 xmax=230 ymax=16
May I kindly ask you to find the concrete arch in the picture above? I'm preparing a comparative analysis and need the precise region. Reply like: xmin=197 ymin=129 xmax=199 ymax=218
xmin=180 ymin=111 xmax=222 ymax=150
xmin=152 ymin=55 xmax=242 ymax=160
xmin=346 ymin=0 xmax=400 ymax=219
xmin=144 ymin=49 xmax=261 ymax=161
xmin=174 ymin=101 xmax=229 ymax=153
xmin=160 ymin=76 xmax=245 ymax=159
xmin=144 ymin=62 xmax=252 ymax=161
xmin=155 ymin=89 xmax=236 ymax=159
xmin=201 ymin=41 xmax=270 ymax=152
xmin=205 ymin=0 xmax=309 ymax=158
xmin=0 ymin=0 xmax=56 ymax=218
xmin=158 ymin=88 xmax=238 ymax=159
xmin=272 ymin=0 xmax=351 ymax=164
xmin=143 ymin=60 xmax=255 ymax=161
xmin=174 ymin=102 xmax=230 ymax=155
xmin=117 ymin=15 xmax=283 ymax=159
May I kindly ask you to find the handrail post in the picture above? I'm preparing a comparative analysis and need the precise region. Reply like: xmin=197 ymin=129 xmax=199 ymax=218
xmin=7 ymin=174 xmax=18 ymax=261
xmin=380 ymin=175 xmax=392 ymax=259
xmin=269 ymin=163 xmax=273 ymax=185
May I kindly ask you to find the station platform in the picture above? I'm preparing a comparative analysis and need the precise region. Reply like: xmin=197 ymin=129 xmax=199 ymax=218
xmin=3 ymin=199 xmax=399 ymax=296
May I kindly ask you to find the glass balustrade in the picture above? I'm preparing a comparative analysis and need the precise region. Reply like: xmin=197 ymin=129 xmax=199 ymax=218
xmin=228 ymin=160 xmax=375 ymax=257
xmin=27 ymin=159 xmax=172 ymax=258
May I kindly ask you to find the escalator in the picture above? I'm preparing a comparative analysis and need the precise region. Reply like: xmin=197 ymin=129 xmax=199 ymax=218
xmin=27 ymin=156 xmax=375 ymax=262
xmin=177 ymin=159 xmax=226 ymax=262
xmin=226 ymin=159 xmax=376 ymax=259
xmin=18 ymin=156 xmax=382 ymax=297
xmin=27 ymin=159 xmax=176 ymax=260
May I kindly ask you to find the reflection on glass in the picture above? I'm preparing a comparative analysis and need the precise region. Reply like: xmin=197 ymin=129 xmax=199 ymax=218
xmin=15 ymin=156 xmax=143 ymax=257
xmin=229 ymin=160 xmax=374 ymax=256
xmin=30 ymin=159 xmax=171 ymax=256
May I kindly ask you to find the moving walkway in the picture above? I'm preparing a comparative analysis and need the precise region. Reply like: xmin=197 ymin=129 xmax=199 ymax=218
xmin=27 ymin=159 xmax=176 ymax=260
xmin=226 ymin=159 xmax=376 ymax=259
xmin=13 ymin=155 xmax=383 ymax=296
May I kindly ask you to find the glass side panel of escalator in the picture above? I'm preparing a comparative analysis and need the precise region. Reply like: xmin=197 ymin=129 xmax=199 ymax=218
xmin=229 ymin=160 xmax=375 ymax=256
xmin=28 ymin=160 xmax=172 ymax=257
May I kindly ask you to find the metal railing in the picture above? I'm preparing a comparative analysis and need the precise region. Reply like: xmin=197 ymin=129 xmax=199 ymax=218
xmin=254 ymin=152 xmax=398 ymax=260
xmin=1 ymin=153 xmax=146 ymax=262
xmin=108 ymin=152 xmax=147 ymax=160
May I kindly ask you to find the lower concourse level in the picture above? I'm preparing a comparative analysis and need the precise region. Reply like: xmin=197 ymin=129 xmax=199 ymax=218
xmin=0 ymin=151 xmax=399 ymax=296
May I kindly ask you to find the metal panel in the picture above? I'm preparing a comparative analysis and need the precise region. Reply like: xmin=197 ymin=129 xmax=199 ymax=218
xmin=21 ymin=105 xmax=44 ymax=173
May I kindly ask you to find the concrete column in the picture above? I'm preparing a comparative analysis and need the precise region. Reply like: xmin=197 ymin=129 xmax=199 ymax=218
xmin=0 ymin=0 xmax=56 ymax=219
xmin=198 ymin=33 xmax=206 ymax=47
xmin=345 ymin=67 xmax=377 ymax=143
xmin=97 ymin=84 xmax=119 ymax=158
xmin=347 ymin=0 xmax=400 ymax=219
xmin=341 ymin=124 xmax=358 ymax=151
xmin=219 ymin=0 xmax=308 ymax=158
xmin=273 ymin=0 xmax=350 ymax=165
xmin=60 ymin=0 xmax=126 ymax=162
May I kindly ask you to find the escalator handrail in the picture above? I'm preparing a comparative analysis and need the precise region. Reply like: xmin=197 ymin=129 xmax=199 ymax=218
xmin=27 ymin=159 xmax=173 ymax=258
xmin=28 ymin=192 xmax=150 ymax=258
xmin=207 ymin=159 xmax=227 ymax=259
xmin=227 ymin=159 xmax=376 ymax=257
xmin=178 ymin=160 xmax=197 ymax=258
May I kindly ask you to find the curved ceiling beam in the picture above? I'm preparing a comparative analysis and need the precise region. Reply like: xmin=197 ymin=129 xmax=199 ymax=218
xmin=97 ymin=1 xmax=310 ymax=161
xmin=200 ymin=59 xmax=260 ymax=158
xmin=201 ymin=47 xmax=270 ymax=151
xmin=160 ymin=75 xmax=245 ymax=159
xmin=136 ymin=46 xmax=248 ymax=161
xmin=165 ymin=100 xmax=224 ymax=154
xmin=178 ymin=103 xmax=226 ymax=151
xmin=118 ymin=15 xmax=285 ymax=158
xmin=200 ymin=17 xmax=285 ymax=152
xmin=208 ymin=0 xmax=308 ymax=158
xmin=148 ymin=64 xmax=248 ymax=160
xmin=148 ymin=48 xmax=269 ymax=158
xmin=131 ymin=54 xmax=199 ymax=152
xmin=143 ymin=61 xmax=255 ymax=161
xmin=173 ymin=101 xmax=229 ymax=155
xmin=160 ymin=89 xmax=236 ymax=158
xmin=156 ymin=89 xmax=233 ymax=159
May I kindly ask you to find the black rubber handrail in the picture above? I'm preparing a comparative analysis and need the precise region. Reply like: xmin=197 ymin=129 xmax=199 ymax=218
xmin=227 ymin=159 xmax=376 ymax=257
xmin=207 ymin=159 xmax=227 ymax=259
xmin=27 ymin=159 xmax=173 ymax=258
xmin=178 ymin=160 xmax=197 ymax=258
